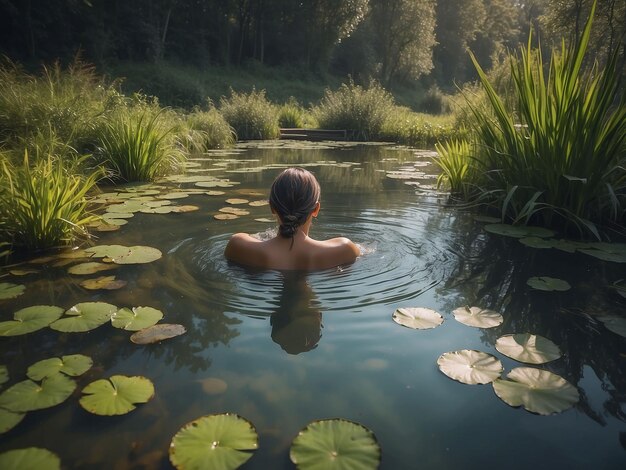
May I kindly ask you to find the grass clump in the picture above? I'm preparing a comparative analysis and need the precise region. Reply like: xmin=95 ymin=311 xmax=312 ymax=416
xmin=182 ymin=107 xmax=236 ymax=152
xmin=380 ymin=108 xmax=462 ymax=147
xmin=96 ymin=106 xmax=184 ymax=182
xmin=438 ymin=4 xmax=626 ymax=237
xmin=278 ymin=97 xmax=305 ymax=128
xmin=219 ymin=89 xmax=279 ymax=140
xmin=0 ymin=151 xmax=100 ymax=250
xmin=312 ymin=81 xmax=395 ymax=140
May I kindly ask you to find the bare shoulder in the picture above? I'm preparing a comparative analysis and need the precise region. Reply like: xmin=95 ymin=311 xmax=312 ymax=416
xmin=312 ymin=236 xmax=360 ymax=267
xmin=224 ymin=232 xmax=265 ymax=265
xmin=325 ymin=237 xmax=360 ymax=255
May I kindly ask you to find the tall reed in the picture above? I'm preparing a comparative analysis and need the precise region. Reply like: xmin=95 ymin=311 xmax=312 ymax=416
xmin=182 ymin=108 xmax=236 ymax=152
xmin=220 ymin=89 xmax=280 ymax=140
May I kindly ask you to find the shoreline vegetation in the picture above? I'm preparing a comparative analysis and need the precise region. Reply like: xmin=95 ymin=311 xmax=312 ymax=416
xmin=0 ymin=4 xmax=624 ymax=258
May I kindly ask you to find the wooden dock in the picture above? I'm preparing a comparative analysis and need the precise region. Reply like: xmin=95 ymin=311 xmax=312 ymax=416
xmin=280 ymin=128 xmax=354 ymax=141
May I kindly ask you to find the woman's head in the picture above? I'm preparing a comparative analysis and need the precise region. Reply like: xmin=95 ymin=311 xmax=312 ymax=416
xmin=269 ymin=167 xmax=321 ymax=239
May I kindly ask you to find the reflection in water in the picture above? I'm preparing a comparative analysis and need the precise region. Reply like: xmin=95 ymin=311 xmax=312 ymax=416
xmin=270 ymin=273 xmax=323 ymax=354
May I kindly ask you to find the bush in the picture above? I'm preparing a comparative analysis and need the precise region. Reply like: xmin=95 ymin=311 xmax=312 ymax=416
xmin=219 ymin=89 xmax=279 ymax=140
xmin=380 ymin=108 xmax=462 ymax=147
xmin=0 ymin=151 xmax=100 ymax=250
xmin=182 ymin=108 xmax=236 ymax=152
xmin=420 ymin=86 xmax=451 ymax=115
xmin=312 ymin=80 xmax=396 ymax=140
xmin=278 ymin=97 xmax=305 ymax=128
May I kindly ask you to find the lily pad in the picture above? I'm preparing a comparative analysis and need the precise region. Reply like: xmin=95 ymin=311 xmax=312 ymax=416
xmin=68 ymin=262 xmax=118 ymax=275
xmin=80 ymin=275 xmax=127 ymax=290
xmin=392 ymin=307 xmax=443 ymax=330
xmin=112 ymin=306 xmax=163 ymax=331
xmin=85 ymin=245 xmax=132 ymax=259
xmin=0 ymin=374 xmax=76 ymax=412
xmin=0 ymin=408 xmax=25 ymax=433
xmin=0 ymin=305 xmax=64 ymax=336
xmin=484 ymin=224 xmax=554 ymax=239
xmin=437 ymin=350 xmax=503 ymax=385
xmin=130 ymin=324 xmax=187 ymax=344
xmin=0 ymin=282 xmax=25 ymax=300
xmin=27 ymin=354 xmax=93 ymax=380
xmin=255 ymin=218 xmax=275 ymax=223
xmin=169 ymin=414 xmax=259 ymax=470
xmin=526 ymin=277 xmax=571 ymax=291
xmin=225 ymin=198 xmax=249 ymax=205
xmin=492 ymin=367 xmax=579 ymax=415
xmin=0 ymin=448 xmax=60 ymax=469
xmin=50 ymin=302 xmax=118 ymax=333
xmin=219 ymin=207 xmax=250 ymax=216
xmin=106 ymin=246 xmax=162 ymax=265
xmin=9 ymin=268 xmax=39 ymax=276
xmin=79 ymin=375 xmax=154 ymax=416
xmin=519 ymin=237 xmax=556 ymax=249
xmin=171 ymin=205 xmax=200 ymax=213
xmin=452 ymin=306 xmax=503 ymax=328
xmin=214 ymin=213 xmax=239 ymax=220
xmin=579 ymin=249 xmax=626 ymax=263
xmin=597 ymin=316 xmax=626 ymax=338
xmin=100 ymin=217 xmax=128 ymax=226
xmin=495 ymin=334 xmax=562 ymax=364
xmin=290 ymin=418 xmax=381 ymax=470
xmin=249 ymin=200 xmax=268 ymax=207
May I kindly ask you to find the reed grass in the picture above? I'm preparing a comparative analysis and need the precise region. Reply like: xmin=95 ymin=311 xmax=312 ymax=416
xmin=278 ymin=98 xmax=305 ymax=128
xmin=0 ymin=151 xmax=100 ymax=250
xmin=219 ymin=89 xmax=280 ymax=140
xmin=182 ymin=108 xmax=236 ymax=152
xmin=435 ymin=139 xmax=476 ymax=196
xmin=380 ymin=108 xmax=462 ymax=147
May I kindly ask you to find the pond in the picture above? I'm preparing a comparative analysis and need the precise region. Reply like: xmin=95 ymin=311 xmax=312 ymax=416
xmin=1 ymin=141 xmax=625 ymax=469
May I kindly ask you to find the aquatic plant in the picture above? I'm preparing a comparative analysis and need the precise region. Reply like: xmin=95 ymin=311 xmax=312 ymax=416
xmin=0 ymin=152 xmax=100 ymax=250
xmin=278 ymin=97 xmax=305 ymax=128
xmin=451 ymin=4 xmax=626 ymax=237
xmin=380 ymin=107 xmax=462 ymax=147
xmin=182 ymin=108 xmax=236 ymax=151
xmin=312 ymin=80 xmax=395 ymax=140
xmin=434 ymin=138 xmax=475 ymax=196
xmin=97 ymin=107 xmax=184 ymax=182
xmin=219 ymin=89 xmax=280 ymax=140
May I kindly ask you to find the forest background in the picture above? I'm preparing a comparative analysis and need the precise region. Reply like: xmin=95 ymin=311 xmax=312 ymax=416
xmin=1 ymin=0 xmax=624 ymax=110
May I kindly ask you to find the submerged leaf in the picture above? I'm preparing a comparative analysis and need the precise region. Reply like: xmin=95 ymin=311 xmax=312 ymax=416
xmin=0 ymin=282 xmax=25 ymax=300
xmin=526 ymin=277 xmax=571 ymax=291
xmin=290 ymin=418 xmax=380 ymax=469
xmin=80 ymin=275 xmax=127 ymax=290
xmin=198 ymin=378 xmax=228 ymax=395
xmin=112 ymin=306 xmax=163 ymax=331
xmin=492 ymin=367 xmax=579 ymax=415
xmin=68 ymin=262 xmax=118 ymax=275
xmin=0 ymin=305 xmax=64 ymax=336
xmin=437 ymin=350 xmax=503 ymax=385
xmin=452 ymin=306 xmax=503 ymax=328
xmin=27 ymin=354 xmax=93 ymax=380
xmin=80 ymin=375 xmax=154 ymax=416
xmin=50 ymin=302 xmax=117 ymax=333
xmin=130 ymin=324 xmax=186 ymax=344
xmin=392 ymin=307 xmax=443 ymax=330
xmin=0 ymin=374 xmax=76 ymax=412
xmin=169 ymin=414 xmax=259 ymax=470
xmin=495 ymin=334 xmax=562 ymax=364
xmin=0 ymin=448 xmax=60 ymax=469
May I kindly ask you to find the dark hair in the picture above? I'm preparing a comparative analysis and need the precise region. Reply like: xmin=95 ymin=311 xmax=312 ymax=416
xmin=269 ymin=168 xmax=321 ymax=243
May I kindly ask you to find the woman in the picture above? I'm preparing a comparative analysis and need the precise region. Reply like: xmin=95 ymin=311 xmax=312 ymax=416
xmin=225 ymin=167 xmax=360 ymax=270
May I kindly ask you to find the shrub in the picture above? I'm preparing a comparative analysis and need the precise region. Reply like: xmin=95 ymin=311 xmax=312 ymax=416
xmin=182 ymin=108 xmax=236 ymax=152
xmin=420 ymin=86 xmax=451 ymax=115
xmin=219 ymin=89 xmax=279 ymax=140
xmin=380 ymin=108 xmax=462 ymax=147
xmin=278 ymin=97 xmax=305 ymax=128
xmin=312 ymin=80 xmax=396 ymax=140
xmin=0 ymin=151 xmax=100 ymax=250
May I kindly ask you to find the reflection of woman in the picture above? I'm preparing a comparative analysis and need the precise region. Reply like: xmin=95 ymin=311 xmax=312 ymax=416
xmin=225 ymin=167 xmax=360 ymax=270
xmin=270 ymin=274 xmax=322 ymax=354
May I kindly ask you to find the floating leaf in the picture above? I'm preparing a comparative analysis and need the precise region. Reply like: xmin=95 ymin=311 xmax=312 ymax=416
xmin=526 ymin=277 xmax=571 ymax=291
xmin=495 ymin=334 xmax=562 ymax=364
xmin=0 ymin=282 xmax=25 ymax=300
xmin=130 ymin=324 xmax=186 ymax=344
xmin=205 ymin=191 xmax=226 ymax=196
xmin=107 ymin=246 xmax=162 ymax=265
xmin=214 ymin=213 xmax=238 ymax=220
xmin=27 ymin=355 xmax=93 ymax=381
xmin=94 ymin=223 xmax=120 ymax=232
xmin=169 ymin=414 xmax=258 ymax=470
xmin=50 ymin=302 xmax=117 ymax=333
xmin=0 ymin=306 xmax=64 ymax=336
xmin=100 ymin=217 xmax=128 ymax=226
xmin=484 ymin=224 xmax=554 ymax=238
xmin=392 ymin=307 xmax=443 ymax=330
xmin=0 ymin=374 xmax=76 ymax=412
xmin=290 ymin=418 xmax=381 ymax=470
xmin=597 ymin=316 xmax=626 ymax=338
xmin=492 ymin=367 xmax=579 ymax=415
xmin=9 ymin=268 xmax=39 ymax=276
xmin=198 ymin=378 xmax=228 ymax=395
xmin=80 ymin=275 xmax=127 ymax=290
xmin=225 ymin=198 xmax=249 ymax=205
xmin=85 ymin=245 xmax=132 ymax=258
xmin=157 ymin=192 xmax=189 ymax=200
xmin=255 ymin=218 xmax=275 ymax=223
xmin=452 ymin=306 xmax=503 ymax=328
xmin=219 ymin=207 xmax=250 ymax=216
xmin=0 ymin=408 xmax=25 ymax=433
xmin=437 ymin=350 xmax=503 ymax=384
xmin=0 ymin=448 xmax=60 ymax=469
xmin=171 ymin=205 xmax=199 ymax=213
xmin=249 ymin=200 xmax=268 ymax=207
xmin=79 ymin=375 xmax=154 ymax=416
xmin=68 ymin=262 xmax=118 ymax=275
xmin=578 ymin=249 xmax=626 ymax=263
xmin=519 ymin=237 xmax=556 ymax=249
xmin=0 ymin=365 xmax=7 ymax=385
xmin=587 ymin=242 xmax=626 ymax=255
xmin=112 ymin=306 xmax=163 ymax=331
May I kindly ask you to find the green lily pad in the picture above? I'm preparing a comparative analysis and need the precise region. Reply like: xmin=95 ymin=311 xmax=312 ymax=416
xmin=220 ymin=207 xmax=250 ymax=216
xmin=84 ymin=245 xmax=132 ymax=259
xmin=79 ymin=375 xmax=154 ymax=416
xmin=0 ymin=447 xmax=60 ymax=469
xmin=249 ymin=200 xmax=268 ymax=207
xmin=27 ymin=354 xmax=93 ymax=380
xmin=452 ymin=306 xmax=503 ymax=328
xmin=526 ymin=277 xmax=571 ymax=291
xmin=392 ymin=307 xmax=443 ymax=330
xmin=68 ymin=262 xmax=118 ymax=275
xmin=0 ymin=408 xmax=25 ymax=433
xmin=0 ymin=306 xmax=64 ymax=336
xmin=492 ymin=367 xmax=579 ymax=415
xmin=484 ymin=224 xmax=555 ymax=238
xmin=169 ymin=414 xmax=259 ymax=470
xmin=100 ymin=217 xmax=128 ymax=226
xmin=214 ymin=213 xmax=238 ymax=220
xmin=50 ymin=302 xmax=118 ymax=333
xmin=0 ymin=365 xmax=7 ymax=386
xmin=579 ymin=249 xmax=626 ymax=263
xmin=112 ymin=306 xmax=163 ymax=331
xmin=106 ymin=246 xmax=162 ymax=265
xmin=495 ymin=334 xmax=562 ymax=364
xmin=437 ymin=350 xmax=503 ymax=385
xmin=0 ymin=374 xmax=76 ymax=412
xmin=597 ymin=316 xmax=626 ymax=338
xmin=290 ymin=418 xmax=380 ymax=470
xmin=130 ymin=324 xmax=187 ymax=344
xmin=80 ymin=275 xmax=127 ymax=290
xmin=225 ymin=198 xmax=249 ymax=205
xmin=519 ymin=237 xmax=556 ymax=249
xmin=0 ymin=282 xmax=25 ymax=300
xmin=587 ymin=242 xmax=626 ymax=255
